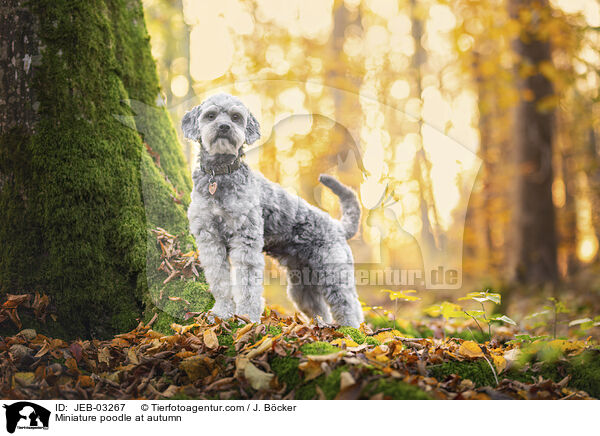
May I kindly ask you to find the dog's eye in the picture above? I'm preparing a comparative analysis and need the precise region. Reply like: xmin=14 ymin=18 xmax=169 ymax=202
xmin=231 ymin=113 xmax=241 ymax=123
xmin=205 ymin=112 xmax=216 ymax=120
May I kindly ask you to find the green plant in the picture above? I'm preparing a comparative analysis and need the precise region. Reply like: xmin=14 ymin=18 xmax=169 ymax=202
xmin=459 ymin=289 xmax=516 ymax=339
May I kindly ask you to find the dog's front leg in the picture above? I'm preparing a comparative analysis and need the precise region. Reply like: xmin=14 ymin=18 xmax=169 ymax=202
xmin=229 ymin=228 xmax=265 ymax=323
xmin=193 ymin=229 xmax=235 ymax=320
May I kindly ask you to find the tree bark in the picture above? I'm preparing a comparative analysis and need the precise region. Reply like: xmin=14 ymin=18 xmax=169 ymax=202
xmin=508 ymin=0 xmax=558 ymax=286
xmin=0 ymin=0 xmax=205 ymax=338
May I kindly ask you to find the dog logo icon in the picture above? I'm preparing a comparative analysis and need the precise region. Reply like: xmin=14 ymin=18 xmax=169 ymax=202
xmin=2 ymin=402 xmax=50 ymax=433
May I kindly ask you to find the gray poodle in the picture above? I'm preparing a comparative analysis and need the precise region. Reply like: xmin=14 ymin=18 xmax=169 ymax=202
xmin=183 ymin=93 xmax=363 ymax=327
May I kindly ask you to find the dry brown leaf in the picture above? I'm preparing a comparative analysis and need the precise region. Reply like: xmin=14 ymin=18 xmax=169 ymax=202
xmin=203 ymin=328 xmax=219 ymax=349
xmin=339 ymin=371 xmax=356 ymax=391
xmin=179 ymin=356 xmax=213 ymax=381
xmin=244 ymin=362 xmax=275 ymax=391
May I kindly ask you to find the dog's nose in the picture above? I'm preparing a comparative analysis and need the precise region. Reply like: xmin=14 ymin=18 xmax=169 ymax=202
xmin=218 ymin=124 xmax=230 ymax=133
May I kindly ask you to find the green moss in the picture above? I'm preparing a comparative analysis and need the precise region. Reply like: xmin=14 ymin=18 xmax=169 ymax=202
xmin=144 ymin=280 xmax=213 ymax=334
xmin=271 ymin=356 xmax=302 ymax=389
xmin=337 ymin=327 xmax=366 ymax=344
xmin=365 ymin=337 xmax=380 ymax=345
xmin=300 ymin=341 xmax=339 ymax=355
xmin=267 ymin=325 xmax=283 ymax=336
xmin=429 ymin=360 xmax=497 ymax=387
xmin=365 ymin=379 xmax=431 ymax=399
xmin=366 ymin=317 xmax=433 ymax=338
xmin=294 ymin=366 xmax=347 ymax=400
xmin=567 ymin=351 xmax=600 ymax=398
xmin=503 ymin=350 xmax=600 ymax=398
xmin=449 ymin=329 xmax=489 ymax=343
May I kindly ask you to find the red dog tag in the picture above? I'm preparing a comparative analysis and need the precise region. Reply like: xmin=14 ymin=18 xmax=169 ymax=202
xmin=208 ymin=182 xmax=218 ymax=195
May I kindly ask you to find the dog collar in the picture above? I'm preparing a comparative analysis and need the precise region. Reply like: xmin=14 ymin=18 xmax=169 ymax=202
xmin=200 ymin=156 xmax=242 ymax=177
xmin=200 ymin=156 xmax=242 ymax=195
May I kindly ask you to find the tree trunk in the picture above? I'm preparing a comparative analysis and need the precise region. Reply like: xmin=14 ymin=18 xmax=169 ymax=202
xmin=508 ymin=0 xmax=558 ymax=285
xmin=0 ymin=0 xmax=208 ymax=339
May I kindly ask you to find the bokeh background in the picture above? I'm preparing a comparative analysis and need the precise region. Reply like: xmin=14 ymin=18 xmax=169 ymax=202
xmin=141 ymin=0 xmax=600 ymax=315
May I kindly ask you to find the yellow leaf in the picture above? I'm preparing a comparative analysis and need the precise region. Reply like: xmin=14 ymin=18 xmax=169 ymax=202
xmin=440 ymin=302 xmax=464 ymax=319
xmin=492 ymin=355 xmax=507 ymax=373
xmin=14 ymin=372 xmax=35 ymax=386
xmin=234 ymin=323 xmax=254 ymax=342
xmin=365 ymin=345 xmax=390 ymax=362
xmin=373 ymin=329 xmax=402 ymax=344
xmin=423 ymin=305 xmax=441 ymax=317
xmin=331 ymin=338 xmax=359 ymax=348
xmin=381 ymin=289 xmax=421 ymax=301
xmin=203 ymin=328 xmax=219 ymax=349
xmin=246 ymin=337 xmax=275 ymax=359
xmin=458 ymin=341 xmax=484 ymax=358
xmin=299 ymin=360 xmax=324 ymax=381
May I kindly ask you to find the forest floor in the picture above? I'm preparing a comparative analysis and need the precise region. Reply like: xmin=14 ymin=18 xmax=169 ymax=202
xmin=1 ymin=308 xmax=599 ymax=400
xmin=1 ymin=229 xmax=599 ymax=400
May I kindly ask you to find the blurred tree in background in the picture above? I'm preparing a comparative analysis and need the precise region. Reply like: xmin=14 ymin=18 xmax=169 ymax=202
xmin=144 ymin=0 xmax=600 ymax=309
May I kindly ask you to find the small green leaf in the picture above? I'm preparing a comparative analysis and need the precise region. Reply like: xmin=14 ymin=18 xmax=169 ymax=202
xmin=569 ymin=318 xmax=592 ymax=327
xmin=491 ymin=314 xmax=516 ymax=325
xmin=526 ymin=310 xmax=550 ymax=319
xmin=464 ymin=310 xmax=485 ymax=319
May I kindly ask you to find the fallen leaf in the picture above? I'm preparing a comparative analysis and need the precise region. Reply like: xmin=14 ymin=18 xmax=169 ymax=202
xmin=331 ymin=338 xmax=359 ymax=348
xmin=98 ymin=347 xmax=111 ymax=365
xmin=339 ymin=371 xmax=356 ymax=391
xmin=298 ymin=360 xmax=324 ymax=381
xmin=244 ymin=362 xmax=275 ymax=391
xmin=458 ymin=341 xmax=484 ymax=358
xmin=373 ymin=330 xmax=402 ymax=344
xmin=203 ymin=328 xmax=219 ymax=349
xmin=234 ymin=323 xmax=255 ymax=342
xmin=179 ymin=356 xmax=213 ymax=381
xmin=492 ymin=354 xmax=507 ymax=373
xmin=127 ymin=348 xmax=140 ymax=365
xmin=14 ymin=372 xmax=35 ymax=386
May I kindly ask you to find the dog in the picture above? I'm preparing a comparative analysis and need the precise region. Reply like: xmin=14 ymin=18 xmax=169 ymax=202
xmin=183 ymin=93 xmax=364 ymax=327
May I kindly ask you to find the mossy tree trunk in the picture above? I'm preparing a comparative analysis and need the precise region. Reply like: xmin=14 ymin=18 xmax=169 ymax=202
xmin=0 ymin=0 xmax=206 ymax=338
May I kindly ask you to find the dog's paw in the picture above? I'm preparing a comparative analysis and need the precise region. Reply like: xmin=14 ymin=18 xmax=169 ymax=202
xmin=206 ymin=304 xmax=235 ymax=324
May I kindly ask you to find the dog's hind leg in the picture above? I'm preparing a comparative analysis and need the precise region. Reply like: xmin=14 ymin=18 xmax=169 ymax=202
xmin=286 ymin=269 xmax=333 ymax=323
xmin=320 ymin=273 xmax=363 ymax=327
xmin=313 ymin=247 xmax=363 ymax=328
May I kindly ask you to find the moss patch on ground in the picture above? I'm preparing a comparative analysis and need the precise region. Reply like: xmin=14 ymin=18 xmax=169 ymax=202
xmin=503 ymin=350 xmax=600 ymax=398
xmin=429 ymin=360 xmax=498 ymax=387
xmin=300 ymin=341 xmax=339 ymax=355
xmin=271 ymin=356 xmax=302 ymax=390
xmin=365 ymin=379 xmax=432 ymax=399
xmin=337 ymin=327 xmax=366 ymax=344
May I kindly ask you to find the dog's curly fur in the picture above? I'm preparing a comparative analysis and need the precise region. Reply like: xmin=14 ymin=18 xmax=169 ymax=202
xmin=183 ymin=93 xmax=363 ymax=327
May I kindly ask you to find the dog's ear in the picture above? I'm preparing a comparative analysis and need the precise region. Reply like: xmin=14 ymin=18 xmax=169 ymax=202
xmin=181 ymin=105 xmax=202 ymax=140
xmin=245 ymin=111 xmax=261 ymax=145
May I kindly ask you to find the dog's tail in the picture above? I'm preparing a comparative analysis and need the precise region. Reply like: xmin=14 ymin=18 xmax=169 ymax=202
xmin=319 ymin=174 xmax=361 ymax=239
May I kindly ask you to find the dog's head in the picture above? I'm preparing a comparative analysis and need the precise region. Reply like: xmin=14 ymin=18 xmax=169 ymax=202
xmin=181 ymin=93 xmax=260 ymax=156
